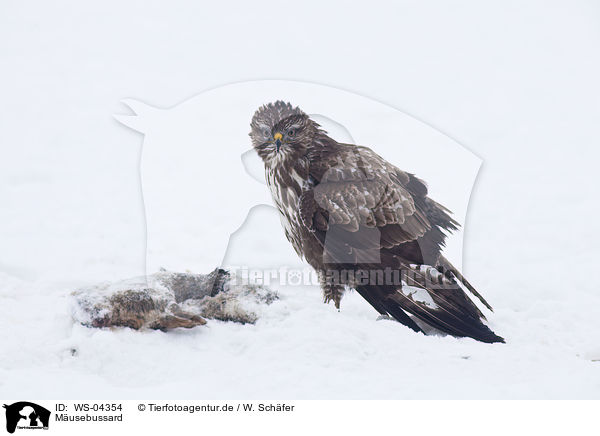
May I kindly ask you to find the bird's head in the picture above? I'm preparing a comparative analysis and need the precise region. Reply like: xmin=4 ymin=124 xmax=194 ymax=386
xmin=250 ymin=101 xmax=316 ymax=165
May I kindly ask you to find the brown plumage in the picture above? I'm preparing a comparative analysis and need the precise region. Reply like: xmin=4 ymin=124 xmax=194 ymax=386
xmin=250 ymin=101 xmax=503 ymax=343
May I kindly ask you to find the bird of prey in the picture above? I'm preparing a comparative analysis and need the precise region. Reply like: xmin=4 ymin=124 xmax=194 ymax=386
xmin=249 ymin=101 xmax=503 ymax=343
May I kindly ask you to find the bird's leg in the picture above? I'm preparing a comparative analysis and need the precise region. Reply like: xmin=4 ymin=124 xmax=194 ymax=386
xmin=318 ymin=271 xmax=344 ymax=309
xmin=322 ymin=286 xmax=344 ymax=309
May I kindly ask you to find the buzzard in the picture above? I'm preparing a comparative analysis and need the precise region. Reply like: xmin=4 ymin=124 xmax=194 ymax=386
xmin=250 ymin=101 xmax=503 ymax=343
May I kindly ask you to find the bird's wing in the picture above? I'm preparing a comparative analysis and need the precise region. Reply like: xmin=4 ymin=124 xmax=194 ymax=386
xmin=302 ymin=145 xmax=434 ymax=242
xmin=301 ymin=143 xmax=501 ymax=342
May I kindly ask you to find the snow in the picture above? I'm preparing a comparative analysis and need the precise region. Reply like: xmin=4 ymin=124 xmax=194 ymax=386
xmin=402 ymin=285 xmax=438 ymax=309
xmin=1 ymin=0 xmax=600 ymax=399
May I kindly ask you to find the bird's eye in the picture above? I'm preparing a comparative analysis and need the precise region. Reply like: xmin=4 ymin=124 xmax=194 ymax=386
xmin=287 ymin=129 xmax=295 ymax=137
xmin=262 ymin=128 xmax=270 ymax=137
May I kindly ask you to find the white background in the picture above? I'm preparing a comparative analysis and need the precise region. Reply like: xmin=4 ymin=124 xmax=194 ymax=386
xmin=1 ymin=0 xmax=599 ymax=403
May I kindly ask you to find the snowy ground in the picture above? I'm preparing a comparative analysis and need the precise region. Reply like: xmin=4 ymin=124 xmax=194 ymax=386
xmin=1 ymin=1 xmax=600 ymax=399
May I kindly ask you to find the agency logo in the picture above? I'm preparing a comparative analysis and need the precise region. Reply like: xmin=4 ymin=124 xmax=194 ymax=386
xmin=3 ymin=402 xmax=50 ymax=434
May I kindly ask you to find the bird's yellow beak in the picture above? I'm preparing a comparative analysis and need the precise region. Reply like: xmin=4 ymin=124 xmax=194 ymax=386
xmin=273 ymin=132 xmax=283 ymax=141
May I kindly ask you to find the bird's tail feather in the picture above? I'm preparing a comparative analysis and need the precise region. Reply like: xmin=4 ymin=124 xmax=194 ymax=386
xmin=355 ymin=262 xmax=504 ymax=343
xmin=437 ymin=255 xmax=494 ymax=312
